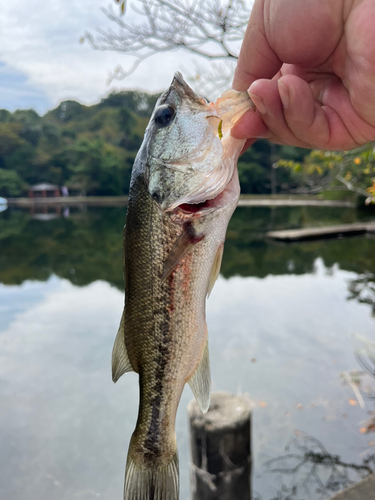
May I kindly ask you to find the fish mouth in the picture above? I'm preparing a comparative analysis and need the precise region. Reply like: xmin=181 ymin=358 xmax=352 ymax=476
xmin=176 ymin=187 xmax=227 ymax=215
xmin=171 ymin=168 xmax=239 ymax=220
xmin=177 ymin=200 xmax=214 ymax=215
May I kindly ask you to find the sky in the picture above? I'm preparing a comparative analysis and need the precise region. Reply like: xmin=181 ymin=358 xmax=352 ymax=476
xmin=0 ymin=1 xmax=249 ymax=115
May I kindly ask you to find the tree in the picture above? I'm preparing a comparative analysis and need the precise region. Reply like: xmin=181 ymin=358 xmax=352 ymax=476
xmin=69 ymin=138 xmax=130 ymax=195
xmin=0 ymin=123 xmax=25 ymax=159
xmin=82 ymin=0 xmax=251 ymax=95
xmin=0 ymin=168 xmax=25 ymax=197
xmin=349 ymin=274 xmax=375 ymax=318
xmin=277 ymin=143 xmax=375 ymax=204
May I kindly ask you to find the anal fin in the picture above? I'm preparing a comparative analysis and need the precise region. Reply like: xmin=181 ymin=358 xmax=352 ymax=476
xmin=188 ymin=341 xmax=211 ymax=413
xmin=207 ymin=243 xmax=224 ymax=297
xmin=112 ymin=310 xmax=133 ymax=382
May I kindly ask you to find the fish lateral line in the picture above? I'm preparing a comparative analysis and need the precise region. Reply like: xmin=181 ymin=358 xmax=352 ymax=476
xmin=161 ymin=221 xmax=205 ymax=282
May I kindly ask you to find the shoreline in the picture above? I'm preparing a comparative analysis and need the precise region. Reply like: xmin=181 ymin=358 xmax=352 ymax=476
xmin=5 ymin=195 xmax=355 ymax=208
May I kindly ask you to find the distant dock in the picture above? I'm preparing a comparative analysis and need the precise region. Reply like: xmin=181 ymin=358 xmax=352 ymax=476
xmin=267 ymin=222 xmax=375 ymax=242
xmin=6 ymin=196 xmax=129 ymax=207
xmin=238 ymin=198 xmax=354 ymax=208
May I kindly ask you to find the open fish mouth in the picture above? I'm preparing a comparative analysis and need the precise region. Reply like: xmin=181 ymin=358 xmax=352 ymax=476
xmin=175 ymin=177 xmax=234 ymax=215
xmin=169 ymin=168 xmax=240 ymax=225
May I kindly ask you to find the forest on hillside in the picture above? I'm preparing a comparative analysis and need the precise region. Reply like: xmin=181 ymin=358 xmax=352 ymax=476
xmin=0 ymin=90 xmax=309 ymax=198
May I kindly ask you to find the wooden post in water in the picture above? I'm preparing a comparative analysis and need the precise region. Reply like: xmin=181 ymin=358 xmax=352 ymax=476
xmin=188 ymin=392 xmax=252 ymax=500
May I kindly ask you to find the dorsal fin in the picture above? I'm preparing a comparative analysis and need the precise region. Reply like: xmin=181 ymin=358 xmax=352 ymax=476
xmin=188 ymin=341 xmax=211 ymax=413
xmin=112 ymin=311 xmax=134 ymax=382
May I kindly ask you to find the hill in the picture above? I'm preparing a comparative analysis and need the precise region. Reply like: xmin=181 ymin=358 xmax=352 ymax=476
xmin=0 ymin=91 xmax=305 ymax=197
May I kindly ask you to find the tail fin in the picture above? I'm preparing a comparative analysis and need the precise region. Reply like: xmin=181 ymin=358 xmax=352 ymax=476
xmin=124 ymin=449 xmax=179 ymax=500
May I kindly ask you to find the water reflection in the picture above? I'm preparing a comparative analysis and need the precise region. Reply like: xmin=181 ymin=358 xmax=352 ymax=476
xmin=1 ymin=206 xmax=375 ymax=500
xmin=0 ymin=208 xmax=125 ymax=288
xmin=354 ymin=335 xmax=375 ymax=400
xmin=1 ymin=205 xmax=375 ymax=288
xmin=0 ymin=279 xmax=127 ymax=500
xmin=260 ymin=433 xmax=375 ymax=500
xmin=348 ymin=273 xmax=375 ymax=317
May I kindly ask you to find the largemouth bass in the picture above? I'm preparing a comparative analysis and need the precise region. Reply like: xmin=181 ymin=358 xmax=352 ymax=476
xmin=112 ymin=72 xmax=252 ymax=500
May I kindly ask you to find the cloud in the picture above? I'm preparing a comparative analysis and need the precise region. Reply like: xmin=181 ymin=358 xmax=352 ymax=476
xmin=0 ymin=0 xmax=201 ymax=112
xmin=0 ymin=63 xmax=50 ymax=112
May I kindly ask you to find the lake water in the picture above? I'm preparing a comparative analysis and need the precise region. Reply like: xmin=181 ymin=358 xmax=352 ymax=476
xmin=1 ymin=205 xmax=375 ymax=500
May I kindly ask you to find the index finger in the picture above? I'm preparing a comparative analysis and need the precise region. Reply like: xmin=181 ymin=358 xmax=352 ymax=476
xmin=233 ymin=0 xmax=282 ymax=91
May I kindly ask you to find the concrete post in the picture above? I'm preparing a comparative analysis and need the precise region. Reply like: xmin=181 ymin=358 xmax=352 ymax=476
xmin=188 ymin=392 xmax=252 ymax=500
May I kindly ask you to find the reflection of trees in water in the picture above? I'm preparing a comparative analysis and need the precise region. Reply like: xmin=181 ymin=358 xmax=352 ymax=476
xmin=258 ymin=336 xmax=375 ymax=500
xmin=348 ymin=272 xmax=375 ymax=317
xmin=0 ymin=207 xmax=126 ymax=289
xmin=257 ymin=433 xmax=375 ymax=500
xmin=1 ymin=207 xmax=375 ymax=292
xmin=1 ymin=210 xmax=375 ymax=499
xmin=354 ymin=335 xmax=375 ymax=400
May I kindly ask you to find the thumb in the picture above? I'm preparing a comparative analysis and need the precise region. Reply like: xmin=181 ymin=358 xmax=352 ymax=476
xmin=232 ymin=0 xmax=281 ymax=91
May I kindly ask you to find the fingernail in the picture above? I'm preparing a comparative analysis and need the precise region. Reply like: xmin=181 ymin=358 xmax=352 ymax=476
xmin=278 ymin=81 xmax=289 ymax=109
xmin=248 ymin=91 xmax=267 ymax=115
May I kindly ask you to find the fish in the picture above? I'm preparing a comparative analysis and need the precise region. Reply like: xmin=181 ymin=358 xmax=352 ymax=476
xmin=112 ymin=72 xmax=253 ymax=500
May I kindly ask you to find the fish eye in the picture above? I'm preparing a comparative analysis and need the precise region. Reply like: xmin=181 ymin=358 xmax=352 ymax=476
xmin=154 ymin=104 xmax=176 ymax=128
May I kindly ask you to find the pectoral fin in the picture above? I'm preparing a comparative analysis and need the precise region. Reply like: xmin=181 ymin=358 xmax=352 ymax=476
xmin=162 ymin=222 xmax=204 ymax=281
xmin=207 ymin=243 xmax=224 ymax=297
xmin=188 ymin=341 xmax=211 ymax=413
xmin=112 ymin=311 xmax=133 ymax=382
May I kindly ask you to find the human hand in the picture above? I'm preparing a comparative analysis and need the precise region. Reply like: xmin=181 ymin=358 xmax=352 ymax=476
xmin=232 ymin=0 xmax=375 ymax=151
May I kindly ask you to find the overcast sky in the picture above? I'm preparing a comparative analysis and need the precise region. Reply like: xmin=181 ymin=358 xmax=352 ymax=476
xmin=0 ymin=1 xmax=249 ymax=115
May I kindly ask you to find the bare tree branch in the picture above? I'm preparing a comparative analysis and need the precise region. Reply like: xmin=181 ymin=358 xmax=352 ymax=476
xmin=263 ymin=433 xmax=375 ymax=499
xmin=83 ymin=0 xmax=252 ymax=92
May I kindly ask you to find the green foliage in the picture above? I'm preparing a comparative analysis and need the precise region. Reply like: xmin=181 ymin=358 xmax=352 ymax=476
xmin=0 ymin=91 xmax=310 ymax=197
xmin=69 ymin=138 xmax=129 ymax=195
xmin=0 ymin=168 xmax=25 ymax=197
xmin=278 ymin=143 xmax=375 ymax=203
xmin=0 ymin=123 xmax=25 ymax=158
xmin=0 ymin=91 xmax=154 ymax=196
xmin=237 ymin=140 xmax=307 ymax=194
xmin=100 ymin=91 xmax=160 ymax=117
xmin=238 ymin=160 xmax=267 ymax=193
xmin=0 ymin=109 xmax=11 ymax=123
